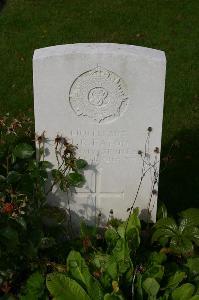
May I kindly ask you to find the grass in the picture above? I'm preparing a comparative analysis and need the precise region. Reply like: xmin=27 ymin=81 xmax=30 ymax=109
xmin=0 ymin=0 xmax=199 ymax=213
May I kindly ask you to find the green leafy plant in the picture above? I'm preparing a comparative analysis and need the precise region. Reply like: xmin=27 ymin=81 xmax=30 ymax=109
xmin=0 ymin=116 xmax=199 ymax=300
xmin=152 ymin=208 xmax=199 ymax=257
xmin=45 ymin=209 xmax=199 ymax=300
xmin=0 ymin=116 xmax=88 ymax=297
xmin=46 ymin=273 xmax=91 ymax=300
xmin=19 ymin=271 xmax=45 ymax=300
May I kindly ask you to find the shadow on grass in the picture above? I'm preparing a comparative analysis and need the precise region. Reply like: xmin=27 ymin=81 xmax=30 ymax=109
xmin=159 ymin=128 xmax=199 ymax=216
xmin=0 ymin=0 xmax=6 ymax=11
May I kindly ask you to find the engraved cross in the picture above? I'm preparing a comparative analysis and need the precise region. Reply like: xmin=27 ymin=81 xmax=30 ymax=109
xmin=77 ymin=169 xmax=124 ymax=214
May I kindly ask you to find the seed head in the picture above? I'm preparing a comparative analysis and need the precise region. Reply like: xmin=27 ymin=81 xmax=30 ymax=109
xmin=11 ymin=119 xmax=22 ymax=130
xmin=152 ymin=189 xmax=158 ymax=195
xmin=0 ymin=118 xmax=5 ymax=127
xmin=154 ymin=147 xmax=160 ymax=154
xmin=55 ymin=134 xmax=63 ymax=149
xmin=7 ymin=127 xmax=16 ymax=135
xmin=35 ymin=131 xmax=46 ymax=144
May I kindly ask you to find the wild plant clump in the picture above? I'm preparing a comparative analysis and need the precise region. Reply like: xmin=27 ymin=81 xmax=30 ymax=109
xmin=0 ymin=114 xmax=87 ymax=296
xmin=0 ymin=115 xmax=199 ymax=300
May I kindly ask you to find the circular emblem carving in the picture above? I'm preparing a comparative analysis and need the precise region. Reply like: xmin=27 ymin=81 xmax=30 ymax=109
xmin=69 ymin=66 xmax=128 ymax=123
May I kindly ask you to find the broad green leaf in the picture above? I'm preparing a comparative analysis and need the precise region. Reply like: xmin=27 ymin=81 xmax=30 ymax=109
xmin=158 ymin=236 xmax=169 ymax=246
xmin=144 ymin=265 xmax=164 ymax=282
xmin=100 ymin=272 xmax=112 ymax=290
xmin=75 ymin=159 xmax=88 ymax=170
xmin=67 ymin=250 xmax=90 ymax=286
xmin=91 ymin=253 xmax=110 ymax=270
xmin=142 ymin=277 xmax=160 ymax=296
xmin=148 ymin=252 xmax=167 ymax=265
xmin=189 ymin=297 xmax=199 ymax=300
xmin=106 ymin=257 xmax=118 ymax=280
xmin=125 ymin=208 xmax=141 ymax=234
xmin=67 ymin=250 xmax=91 ymax=289
xmin=186 ymin=258 xmax=199 ymax=276
xmin=117 ymin=209 xmax=141 ymax=241
xmin=19 ymin=272 xmax=45 ymax=300
xmin=170 ymin=236 xmax=194 ymax=256
xmin=165 ymin=271 xmax=186 ymax=290
xmin=157 ymin=201 xmax=168 ymax=219
xmin=172 ymin=283 xmax=195 ymax=300
xmin=112 ymin=239 xmax=132 ymax=273
xmin=7 ymin=171 xmax=21 ymax=184
xmin=180 ymin=209 xmax=199 ymax=227
xmin=88 ymin=279 xmax=104 ymax=300
xmin=183 ymin=226 xmax=199 ymax=246
xmin=13 ymin=143 xmax=34 ymax=159
xmin=117 ymin=223 xmax=125 ymax=239
xmin=105 ymin=227 xmax=119 ymax=247
xmin=92 ymin=256 xmax=117 ymax=290
xmin=67 ymin=250 xmax=103 ymax=299
xmin=46 ymin=273 xmax=90 ymax=300
xmin=151 ymin=228 xmax=176 ymax=245
xmin=179 ymin=218 xmax=192 ymax=233
xmin=67 ymin=172 xmax=85 ymax=187
xmin=153 ymin=217 xmax=178 ymax=232
xmin=126 ymin=226 xmax=140 ymax=248
xmin=92 ymin=254 xmax=116 ymax=289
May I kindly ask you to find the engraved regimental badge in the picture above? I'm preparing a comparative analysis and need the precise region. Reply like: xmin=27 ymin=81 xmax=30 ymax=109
xmin=69 ymin=66 xmax=128 ymax=123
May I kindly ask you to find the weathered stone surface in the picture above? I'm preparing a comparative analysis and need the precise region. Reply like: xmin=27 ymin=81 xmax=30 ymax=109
xmin=33 ymin=43 xmax=166 ymax=223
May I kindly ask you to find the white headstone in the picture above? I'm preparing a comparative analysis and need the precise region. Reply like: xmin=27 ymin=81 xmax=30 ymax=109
xmin=33 ymin=43 xmax=166 ymax=224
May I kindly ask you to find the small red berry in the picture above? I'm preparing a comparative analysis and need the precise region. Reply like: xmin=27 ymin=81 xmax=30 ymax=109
xmin=2 ymin=203 xmax=14 ymax=214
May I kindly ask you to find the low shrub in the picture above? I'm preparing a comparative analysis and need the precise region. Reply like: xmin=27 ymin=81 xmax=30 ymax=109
xmin=0 ymin=116 xmax=198 ymax=300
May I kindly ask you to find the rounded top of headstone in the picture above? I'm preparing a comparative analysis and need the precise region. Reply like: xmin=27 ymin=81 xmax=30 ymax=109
xmin=33 ymin=43 xmax=166 ymax=63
